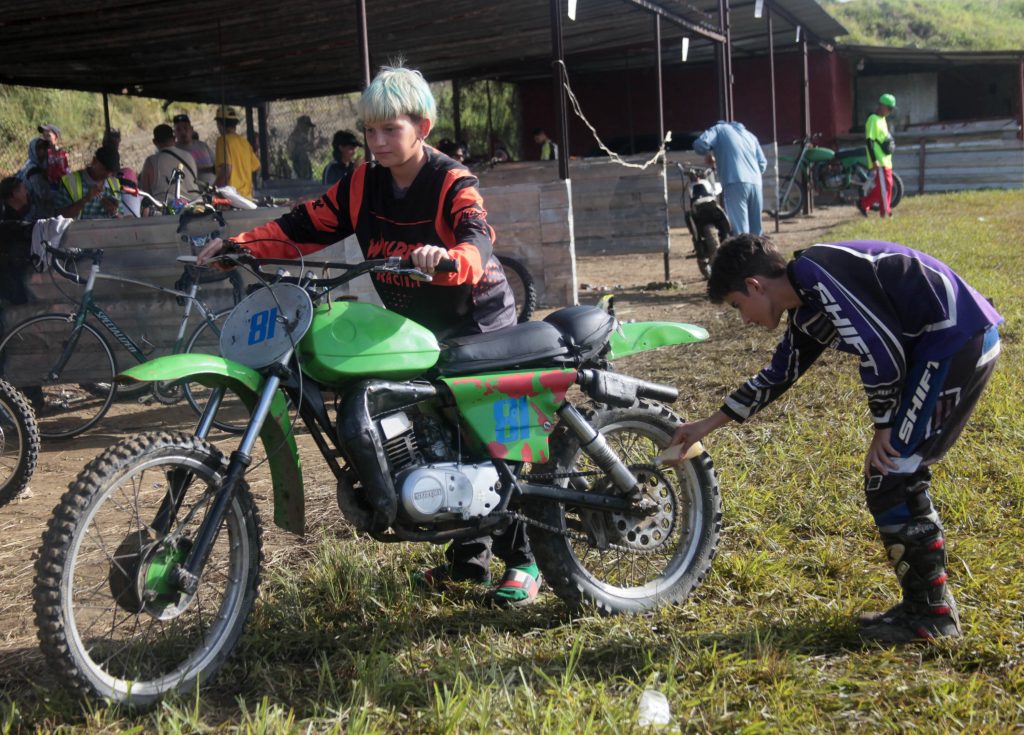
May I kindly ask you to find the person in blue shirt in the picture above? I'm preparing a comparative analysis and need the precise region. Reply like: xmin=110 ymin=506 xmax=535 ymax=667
xmin=693 ymin=121 xmax=767 ymax=235
xmin=665 ymin=234 xmax=1002 ymax=644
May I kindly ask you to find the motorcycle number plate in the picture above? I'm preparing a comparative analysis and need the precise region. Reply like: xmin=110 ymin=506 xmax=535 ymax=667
xmin=219 ymin=283 xmax=314 ymax=368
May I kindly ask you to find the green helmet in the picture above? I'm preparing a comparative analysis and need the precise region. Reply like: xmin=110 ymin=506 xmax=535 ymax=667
xmin=879 ymin=93 xmax=896 ymax=108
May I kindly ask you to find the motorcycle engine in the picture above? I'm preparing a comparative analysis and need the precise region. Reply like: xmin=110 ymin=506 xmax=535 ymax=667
xmin=819 ymin=161 xmax=847 ymax=189
xmin=376 ymin=408 xmax=501 ymax=523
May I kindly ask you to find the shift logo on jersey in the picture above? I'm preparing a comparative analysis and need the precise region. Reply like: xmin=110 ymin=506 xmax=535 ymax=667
xmin=897 ymin=362 xmax=944 ymax=443
xmin=813 ymin=282 xmax=879 ymax=373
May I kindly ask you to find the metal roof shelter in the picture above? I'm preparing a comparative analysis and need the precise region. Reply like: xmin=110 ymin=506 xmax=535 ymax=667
xmin=0 ymin=1 xmax=844 ymax=105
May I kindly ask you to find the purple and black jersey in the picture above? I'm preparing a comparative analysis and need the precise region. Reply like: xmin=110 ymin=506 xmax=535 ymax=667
xmin=722 ymin=240 xmax=1003 ymax=428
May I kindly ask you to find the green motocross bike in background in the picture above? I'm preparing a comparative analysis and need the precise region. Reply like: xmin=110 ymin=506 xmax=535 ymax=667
xmin=34 ymin=253 xmax=722 ymax=706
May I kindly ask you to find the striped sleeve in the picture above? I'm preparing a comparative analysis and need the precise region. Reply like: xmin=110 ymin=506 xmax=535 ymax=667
xmin=431 ymin=171 xmax=494 ymax=286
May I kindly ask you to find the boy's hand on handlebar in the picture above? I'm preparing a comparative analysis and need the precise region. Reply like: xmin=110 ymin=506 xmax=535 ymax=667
xmin=410 ymin=245 xmax=452 ymax=275
xmin=196 ymin=237 xmax=236 ymax=271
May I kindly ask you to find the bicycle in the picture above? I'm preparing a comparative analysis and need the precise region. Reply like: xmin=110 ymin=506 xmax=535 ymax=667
xmin=0 ymin=378 xmax=39 ymax=506
xmin=496 ymin=254 xmax=537 ymax=322
xmin=0 ymin=244 xmax=245 ymax=439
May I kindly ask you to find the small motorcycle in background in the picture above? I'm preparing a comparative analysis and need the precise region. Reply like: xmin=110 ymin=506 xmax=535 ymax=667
xmin=676 ymin=163 xmax=731 ymax=279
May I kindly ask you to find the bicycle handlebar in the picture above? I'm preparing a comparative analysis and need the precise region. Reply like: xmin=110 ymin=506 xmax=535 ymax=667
xmin=45 ymin=243 xmax=103 ymax=284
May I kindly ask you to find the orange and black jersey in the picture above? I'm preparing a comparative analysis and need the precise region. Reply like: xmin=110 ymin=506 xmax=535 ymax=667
xmin=233 ymin=147 xmax=516 ymax=339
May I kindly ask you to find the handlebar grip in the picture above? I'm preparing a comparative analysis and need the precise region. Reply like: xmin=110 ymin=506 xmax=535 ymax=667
xmin=397 ymin=257 xmax=458 ymax=273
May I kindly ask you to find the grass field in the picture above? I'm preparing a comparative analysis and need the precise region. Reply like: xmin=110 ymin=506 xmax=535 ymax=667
xmin=3 ymin=190 xmax=1023 ymax=733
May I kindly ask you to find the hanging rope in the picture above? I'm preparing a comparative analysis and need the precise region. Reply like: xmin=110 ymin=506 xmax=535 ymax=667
xmin=556 ymin=60 xmax=672 ymax=171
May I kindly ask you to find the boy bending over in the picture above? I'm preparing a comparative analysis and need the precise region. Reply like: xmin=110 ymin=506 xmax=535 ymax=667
xmin=667 ymin=234 xmax=1002 ymax=643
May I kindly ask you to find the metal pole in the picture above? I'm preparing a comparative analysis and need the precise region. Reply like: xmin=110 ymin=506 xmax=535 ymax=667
xmin=715 ymin=10 xmax=728 ymax=120
xmin=767 ymin=2 xmax=779 ymax=232
xmin=357 ymin=0 xmax=372 ymax=161
xmin=549 ymin=0 xmax=571 ymax=180
xmin=723 ymin=0 xmax=733 ymax=120
xmin=655 ymin=16 xmax=670 ymax=281
xmin=1018 ymin=57 xmax=1024 ymax=141
xmin=102 ymin=93 xmax=111 ymax=133
xmin=257 ymin=102 xmax=270 ymax=182
xmin=800 ymin=35 xmax=813 ymax=214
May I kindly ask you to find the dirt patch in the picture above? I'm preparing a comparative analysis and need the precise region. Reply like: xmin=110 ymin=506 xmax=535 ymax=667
xmin=0 ymin=203 xmax=860 ymax=677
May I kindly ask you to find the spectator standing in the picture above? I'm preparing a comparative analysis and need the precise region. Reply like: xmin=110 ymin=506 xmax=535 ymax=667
xmin=0 ymin=177 xmax=35 ymax=309
xmin=693 ymin=120 xmax=767 ymax=235
xmin=532 ymin=128 xmax=558 ymax=161
xmin=214 ymin=105 xmax=261 ymax=198
xmin=858 ymin=93 xmax=897 ymax=218
xmin=37 ymin=123 xmax=70 ymax=187
xmin=54 ymin=146 xmax=124 ymax=220
xmin=286 ymin=115 xmax=317 ymax=180
xmin=17 ymin=137 xmax=56 ymax=219
xmin=172 ymin=113 xmax=216 ymax=184
xmin=322 ymin=129 xmax=360 ymax=186
xmin=138 ymin=124 xmax=198 ymax=209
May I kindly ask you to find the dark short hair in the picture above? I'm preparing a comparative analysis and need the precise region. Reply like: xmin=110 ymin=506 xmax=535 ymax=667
xmin=153 ymin=124 xmax=175 ymax=143
xmin=707 ymin=234 xmax=788 ymax=303
xmin=94 ymin=145 xmax=121 ymax=173
xmin=332 ymin=129 xmax=359 ymax=148
xmin=172 ymin=113 xmax=191 ymax=124
xmin=0 ymin=176 xmax=22 ymax=200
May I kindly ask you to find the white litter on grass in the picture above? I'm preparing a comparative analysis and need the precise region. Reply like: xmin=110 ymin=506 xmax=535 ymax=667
xmin=637 ymin=689 xmax=672 ymax=727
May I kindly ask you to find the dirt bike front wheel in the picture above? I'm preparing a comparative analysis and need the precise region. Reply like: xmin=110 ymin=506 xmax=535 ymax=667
xmin=697 ymin=223 xmax=720 ymax=281
xmin=33 ymin=432 xmax=263 ymax=707
xmin=526 ymin=401 xmax=722 ymax=615
xmin=0 ymin=379 xmax=39 ymax=507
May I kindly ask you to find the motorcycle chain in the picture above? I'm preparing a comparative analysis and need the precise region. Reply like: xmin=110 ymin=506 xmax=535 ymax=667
xmin=510 ymin=463 xmax=674 ymax=557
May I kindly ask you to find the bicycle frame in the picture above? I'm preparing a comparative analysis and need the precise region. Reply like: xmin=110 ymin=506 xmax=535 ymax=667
xmin=55 ymin=261 xmax=225 ymax=376
xmin=775 ymin=138 xmax=812 ymax=210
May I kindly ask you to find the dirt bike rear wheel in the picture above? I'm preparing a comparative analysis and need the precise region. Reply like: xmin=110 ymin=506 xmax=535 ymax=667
xmin=497 ymin=255 xmax=538 ymax=323
xmin=697 ymin=224 xmax=720 ymax=280
xmin=773 ymin=176 xmax=805 ymax=220
xmin=526 ymin=401 xmax=721 ymax=615
xmin=868 ymin=171 xmax=904 ymax=212
xmin=33 ymin=432 xmax=263 ymax=707
xmin=0 ymin=379 xmax=39 ymax=507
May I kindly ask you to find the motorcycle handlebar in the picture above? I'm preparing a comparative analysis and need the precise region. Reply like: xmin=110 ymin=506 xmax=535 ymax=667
xmin=45 ymin=243 xmax=103 ymax=284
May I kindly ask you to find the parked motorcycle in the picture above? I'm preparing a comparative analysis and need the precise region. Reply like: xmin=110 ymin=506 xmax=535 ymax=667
xmin=34 ymin=252 xmax=722 ymax=706
xmin=676 ymin=163 xmax=731 ymax=279
xmin=768 ymin=136 xmax=904 ymax=220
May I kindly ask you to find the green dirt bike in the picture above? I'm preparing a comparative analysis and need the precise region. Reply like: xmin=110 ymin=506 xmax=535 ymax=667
xmin=34 ymin=252 xmax=722 ymax=707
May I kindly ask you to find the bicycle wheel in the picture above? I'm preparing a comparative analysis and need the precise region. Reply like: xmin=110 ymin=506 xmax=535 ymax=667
xmin=774 ymin=176 xmax=805 ymax=220
xmin=497 ymin=254 xmax=537 ymax=323
xmin=34 ymin=431 xmax=263 ymax=707
xmin=0 ymin=379 xmax=39 ymax=507
xmin=0 ymin=314 xmax=117 ymax=439
xmin=182 ymin=309 xmax=250 ymax=434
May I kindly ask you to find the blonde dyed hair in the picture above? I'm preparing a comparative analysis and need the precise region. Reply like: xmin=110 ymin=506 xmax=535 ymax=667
xmin=358 ymin=65 xmax=437 ymax=125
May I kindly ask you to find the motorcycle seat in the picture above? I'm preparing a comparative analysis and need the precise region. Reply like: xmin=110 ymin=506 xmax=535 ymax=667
xmin=543 ymin=305 xmax=616 ymax=361
xmin=436 ymin=321 xmax=572 ymax=376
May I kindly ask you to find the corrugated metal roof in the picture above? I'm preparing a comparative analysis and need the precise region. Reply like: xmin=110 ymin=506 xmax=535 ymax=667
xmin=839 ymin=44 xmax=1024 ymax=69
xmin=0 ymin=0 xmax=848 ymax=103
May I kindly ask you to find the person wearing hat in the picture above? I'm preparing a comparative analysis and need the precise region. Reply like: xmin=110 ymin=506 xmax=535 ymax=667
xmin=16 ymin=136 xmax=56 ymax=219
xmin=54 ymin=146 xmax=124 ymax=220
xmin=858 ymin=93 xmax=897 ymax=218
xmin=172 ymin=113 xmax=217 ymax=184
xmin=139 ymin=124 xmax=198 ymax=210
xmin=214 ymin=105 xmax=260 ymax=198
xmin=322 ymin=129 xmax=361 ymax=186
xmin=37 ymin=123 xmax=70 ymax=186
xmin=287 ymin=114 xmax=318 ymax=180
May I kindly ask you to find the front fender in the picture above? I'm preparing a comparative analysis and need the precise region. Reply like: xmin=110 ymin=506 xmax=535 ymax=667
xmin=607 ymin=321 xmax=709 ymax=360
xmin=119 ymin=354 xmax=305 ymax=534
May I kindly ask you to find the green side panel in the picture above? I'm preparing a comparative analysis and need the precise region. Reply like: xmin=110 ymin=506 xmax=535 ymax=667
xmin=299 ymin=301 xmax=440 ymax=384
xmin=804 ymin=146 xmax=836 ymax=163
xmin=442 ymin=368 xmax=577 ymax=464
xmin=607 ymin=321 xmax=709 ymax=360
xmin=119 ymin=355 xmax=305 ymax=534
xmin=837 ymin=149 xmax=869 ymax=168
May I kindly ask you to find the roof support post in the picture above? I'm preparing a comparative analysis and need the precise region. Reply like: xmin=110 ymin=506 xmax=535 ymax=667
xmin=800 ymin=34 xmax=813 ymax=214
xmin=722 ymin=0 xmax=734 ymax=121
xmin=244 ymin=105 xmax=257 ymax=190
xmin=767 ymin=1 xmax=780 ymax=232
xmin=357 ymin=0 xmax=373 ymax=161
xmin=453 ymin=78 xmax=463 ymax=146
xmin=654 ymin=15 xmax=670 ymax=281
xmin=549 ymin=0 xmax=570 ymax=179
xmin=257 ymin=103 xmax=270 ymax=183
xmin=102 ymin=92 xmax=111 ymax=133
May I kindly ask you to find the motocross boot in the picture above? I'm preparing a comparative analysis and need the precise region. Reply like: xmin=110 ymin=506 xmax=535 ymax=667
xmin=859 ymin=512 xmax=961 ymax=644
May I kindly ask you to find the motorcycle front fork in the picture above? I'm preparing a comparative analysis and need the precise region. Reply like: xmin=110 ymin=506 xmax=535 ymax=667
xmin=556 ymin=402 xmax=638 ymax=495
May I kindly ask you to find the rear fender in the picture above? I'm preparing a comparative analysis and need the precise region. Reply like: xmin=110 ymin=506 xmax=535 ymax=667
xmin=119 ymin=354 xmax=305 ymax=534
xmin=607 ymin=321 xmax=709 ymax=360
